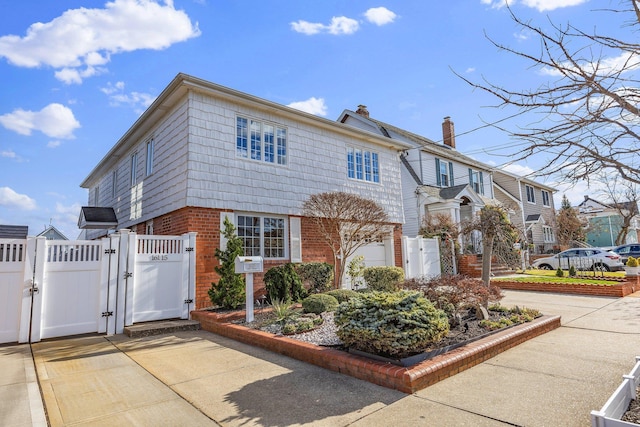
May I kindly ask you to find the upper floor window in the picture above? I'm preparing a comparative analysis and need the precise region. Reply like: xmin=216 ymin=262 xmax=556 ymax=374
xmin=542 ymin=190 xmax=550 ymax=206
xmin=236 ymin=116 xmax=287 ymax=165
xmin=92 ymin=186 xmax=99 ymax=206
xmin=436 ymin=158 xmax=453 ymax=187
xmin=111 ymin=170 xmax=117 ymax=198
xmin=347 ymin=146 xmax=380 ymax=183
xmin=146 ymin=139 xmax=154 ymax=176
xmin=130 ymin=152 xmax=138 ymax=187
xmin=526 ymin=185 xmax=535 ymax=203
xmin=236 ymin=214 xmax=286 ymax=259
xmin=468 ymin=168 xmax=484 ymax=195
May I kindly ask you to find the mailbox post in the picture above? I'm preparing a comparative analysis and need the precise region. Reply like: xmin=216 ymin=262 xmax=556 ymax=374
xmin=234 ymin=256 xmax=264 ymax=322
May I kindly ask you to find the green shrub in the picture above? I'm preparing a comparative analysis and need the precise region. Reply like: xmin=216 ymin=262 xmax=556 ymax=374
xmin=555 ymin=267 xmax=564 ymax=277
xmin=346 ymin=255 xmax=366 ymax=290
xmin=326 ymin=289 xmax=360 ymax=303
xmin=208 ymin=217 xmax=245 ymax=309
xmin=627 ymin=256 xmax=639 ymax=267
xmin=334 ymin=291 xmax=449 ymax=358
xmin=363 ymin=266 xmax=405 ymax=292
xmin=295 ymin=262 xmax=334 ymax=294
xmin=568 ymin=265 xmax=577 ymax=277
xmin=302 ymin=294 xmax=339 ymax=314
xmin=264 ymin=263 xmax=307 ymax=303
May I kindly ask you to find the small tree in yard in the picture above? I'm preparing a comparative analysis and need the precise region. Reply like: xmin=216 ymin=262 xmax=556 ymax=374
xmin=302 ymin=192 xmax=392 ymax=288
xmin=463 ymin=205 xmax=520 ymax=287
xmin=208 ymin=217 xmax=245 ymax=309
xmin=556 ymin=195 xmax=586 ymax=248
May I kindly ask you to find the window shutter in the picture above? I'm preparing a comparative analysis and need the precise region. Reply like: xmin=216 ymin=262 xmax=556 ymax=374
xmin=220 ymin=212 xmax=235 ymax=251
xmin=448 ymin=162 xmax=454 ymax=187
xmin=468 ymin=168 xmax=473 ymax=186
xmin=479 ymin=172 xmax=484 ymax=195
xmin=289 ymin=217 xmax=302 ymax=263
xmin=435 ymin=159 xmax=441 ymax=186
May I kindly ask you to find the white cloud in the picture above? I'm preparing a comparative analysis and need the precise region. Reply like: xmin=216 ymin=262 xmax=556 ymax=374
xmin=47 ymin=140 xmax=61 ymax=148
xmin=364 ymin=7 xmax=397 ymax=26
xmin=101 ymin=81 xmax=156 ymax=113
xmin=466 ymin=67 xmax=476 ymax=73
xmin=481 ymin=0 xmax=586 ymax=11
xmin=503 ymin=163 xmax=536 ymax=177
xmin=1 ymin=150 xmax=16 ymax=159
xmin=0 ymin=103 xmax=80 ymax=139
xmin=327 ymin=16 xmax=359 ymax=35
xmin=290 ymin=20 xmax=325 ymax=36
xmin=288 ymin=97 xmax=328 ymax=116
xmin=291 ymin=16 xmax=359 ymax=35
xmin=0 ymin=187 xmax=36 ymax=210
xmin=0 ymin=0 xmax=200 ymax=84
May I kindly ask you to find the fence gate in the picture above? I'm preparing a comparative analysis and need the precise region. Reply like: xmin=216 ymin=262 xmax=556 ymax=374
xmin=0 ymin=231 xmax=196 ymax=344
xmin=402 ymin=236 xmax=442 ymax=279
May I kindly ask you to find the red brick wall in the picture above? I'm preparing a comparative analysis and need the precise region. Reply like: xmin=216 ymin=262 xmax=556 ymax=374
xmin=135 ymin=208 xmax=403 ymax=309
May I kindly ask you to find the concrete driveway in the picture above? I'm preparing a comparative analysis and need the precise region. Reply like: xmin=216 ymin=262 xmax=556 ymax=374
xmin=4 ymin=290 xmax=640 ymax=426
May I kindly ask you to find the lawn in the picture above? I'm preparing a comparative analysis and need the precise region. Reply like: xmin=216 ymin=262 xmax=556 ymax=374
xmin=493 ymin=269 xmax=625 ymax=285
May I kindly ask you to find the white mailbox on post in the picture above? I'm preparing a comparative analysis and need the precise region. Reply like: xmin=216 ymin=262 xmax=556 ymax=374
xmin=234 ymin=256 xmax=264 ymax=274
xmin=234 ymin=256 xmax=263 ymax=322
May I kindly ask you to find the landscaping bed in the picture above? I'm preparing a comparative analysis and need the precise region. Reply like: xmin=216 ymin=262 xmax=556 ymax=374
xmin=191 ymin=308 xmax=560 ymax=393
xmin=492 ymin=277 xmax=639 ymax=297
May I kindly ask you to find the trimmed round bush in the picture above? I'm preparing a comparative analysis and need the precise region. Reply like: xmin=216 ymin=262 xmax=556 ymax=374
xmin=302 ymin=293 xmax=339 ymax=314
xmin=326 ymin=289 xmax=360 ymax=303
xmin=334 ymin=290 xmax=449 ymax=357
xmin=363 ymin=266 xmax=405 ymax=292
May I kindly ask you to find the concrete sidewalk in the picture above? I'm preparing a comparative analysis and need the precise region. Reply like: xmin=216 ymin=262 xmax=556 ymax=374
xmin=4 ymin=290 xmax=640 ymax=426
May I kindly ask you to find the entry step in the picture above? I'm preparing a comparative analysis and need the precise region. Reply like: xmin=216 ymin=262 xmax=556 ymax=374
xmin=124 ymin=319 xmax=201 ymax=338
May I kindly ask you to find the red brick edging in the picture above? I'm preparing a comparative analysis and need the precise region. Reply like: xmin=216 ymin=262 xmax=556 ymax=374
xmin=191 ymin=310 xmax=561 ymax=393
xmin=494 ymin=278 xmax=639 ymax=297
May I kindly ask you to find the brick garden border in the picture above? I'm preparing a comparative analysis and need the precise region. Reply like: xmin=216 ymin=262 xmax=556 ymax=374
xmin=191 ymin=310 xmax=561 ymax=394
xmin=493 ymin=277 xmax=639 ymax=297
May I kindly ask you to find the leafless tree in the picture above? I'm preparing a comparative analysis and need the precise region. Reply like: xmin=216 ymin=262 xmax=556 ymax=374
xmin=556 ymin=195 xmax=587 ymax=247
xmin=302 ymin=192 xmax=392 ymax=288
xmin=456 ymin=2 xmax=640 ymax=185
xmin=463 ymin=205 xmax=521 ymax=287
xmin=596 ymin=174 xmax=640 ymax=245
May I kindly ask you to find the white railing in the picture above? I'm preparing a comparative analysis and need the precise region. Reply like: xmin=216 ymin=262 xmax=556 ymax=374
xmin=591 ymin=356 xmax=640 ymax=427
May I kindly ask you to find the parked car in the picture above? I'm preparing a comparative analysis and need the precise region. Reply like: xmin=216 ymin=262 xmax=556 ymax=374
xmin=531 ymin=248 xmax=624 ymax=272
xmin=610 ymin=243 xmax=640 ymax=264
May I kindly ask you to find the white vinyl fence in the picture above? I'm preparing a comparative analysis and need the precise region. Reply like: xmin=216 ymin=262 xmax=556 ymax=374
xmin=0 ymin=230 xmax=196 ymax=344
xmin=402 ymin=236 xmax=442 ymax=279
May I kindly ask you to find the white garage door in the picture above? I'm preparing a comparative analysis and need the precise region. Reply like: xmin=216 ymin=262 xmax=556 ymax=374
xmin=343 ymin=238 xmax=392 ymax=289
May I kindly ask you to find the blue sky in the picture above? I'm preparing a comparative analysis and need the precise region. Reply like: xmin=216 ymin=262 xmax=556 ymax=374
xmin=0 ymin=0 xmax=626 ymax=239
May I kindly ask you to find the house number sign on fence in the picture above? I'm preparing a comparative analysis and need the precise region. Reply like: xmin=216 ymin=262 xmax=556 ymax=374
xmin=235 ymin=256 xmax=263 ymax=323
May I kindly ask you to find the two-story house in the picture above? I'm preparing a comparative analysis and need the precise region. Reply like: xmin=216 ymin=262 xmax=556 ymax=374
xmin=79 ymin=74 xmax=411 ymax=308
xmin=492 ymin=170 xmax=558 ymax=254
xmin=578 ymin=196 xmax=640 ymax=247
xmin=338 ymin=106 xmax=558 ymax=257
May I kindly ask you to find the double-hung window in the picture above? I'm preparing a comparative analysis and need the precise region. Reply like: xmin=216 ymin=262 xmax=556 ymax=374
xmin=237 ymin=116 xmax=287 ymax=165
xmin=347 ymin=146 xmax=380 ymax=183
xmin=236 ymin=214 xmax=286 ymax=258
xmin=526 ymin=185 xmax=536 ymax=203
xmin=130 ymin=152 xmax=138 ymax=187
xmin=436 ymin=158 xmax=453 ymax=187
xmin=543 ymin=226 xmax=554 ymax=242
xmin=468 ymin=168 xmax=484 ymax=194
xmin=542 ymin=190 xmax=550 ymax=206
xmin=146 ymin=139 xmax=154 ymax=176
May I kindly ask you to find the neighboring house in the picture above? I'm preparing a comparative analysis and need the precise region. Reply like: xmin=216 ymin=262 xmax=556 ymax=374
xmin=492 ymin=170 xmax=558 ymax=254
xmin=36 ymin=225 xmax=69 ymax=240
xmin=0 ymin=225 xmax=28 ymax=239
xmin=577 ymin=196 xmax=640 ymax=247
xmin=79 ymin=74 xmax=411 ymax=308
xmin=337 ymin=107 xmax=558 ymax=255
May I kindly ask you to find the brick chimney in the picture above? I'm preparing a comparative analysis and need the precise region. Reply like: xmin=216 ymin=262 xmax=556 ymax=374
xmin=356 ymin=105 xmax=370 ymax=118
xmin=442 ymin=116 xmax=456 ymax=149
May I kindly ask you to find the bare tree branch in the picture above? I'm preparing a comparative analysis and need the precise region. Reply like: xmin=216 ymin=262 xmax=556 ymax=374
xmin=455 ymin=1 xmax=640 ymax=185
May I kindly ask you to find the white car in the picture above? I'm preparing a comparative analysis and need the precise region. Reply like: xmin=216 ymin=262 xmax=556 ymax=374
xmin=531 ymin=248 xmax=624 ymax=272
